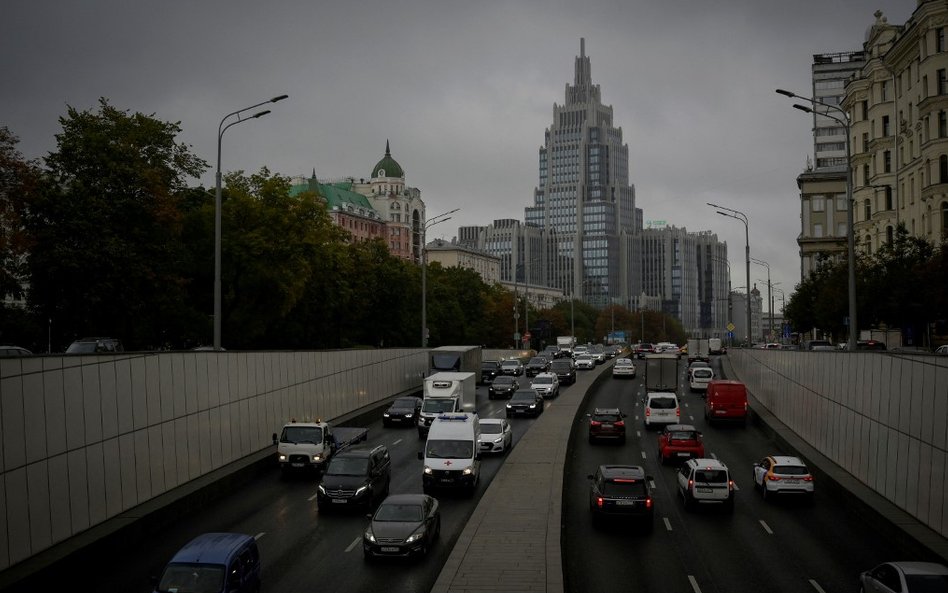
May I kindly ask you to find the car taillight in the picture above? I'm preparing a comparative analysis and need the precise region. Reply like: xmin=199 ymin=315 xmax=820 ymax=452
xmin=646 ymin=497 xmax=653 ymax=509
xmin=728 ymin=480 xmax=734 ymax=491
xmin=597 ymin=497 xmax=604 ymax=508
xmin=676 ymin=408 xmax=680 ymax=417
xmin=688 ymin=479 xmax=693 ymax=488
xmin=803 ymin=475 xmax=814 ymax=482
xmin=645 ymin=408 xmax=651 ymax=417
xmin=744 ymin=401 xmax=748 ymax=411
xmin=590 ymin=420 xmax=601 ymax=426
xmin=615 ymin=420 xmax=625 ymax=427
xmin=767 ymin=474 xmax=781 ymax=481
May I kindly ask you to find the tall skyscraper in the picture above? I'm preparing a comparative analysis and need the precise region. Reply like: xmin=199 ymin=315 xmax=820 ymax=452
xmin=811 ymin=51 xmax=865 ymax=172
xmin=524 ymin=38 xmax=641 ymax=307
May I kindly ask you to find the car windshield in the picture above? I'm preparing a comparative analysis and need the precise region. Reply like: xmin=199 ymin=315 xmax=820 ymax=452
xmin=375 ymin=503 xmax=423 ymax=522
xmin=65 ymin=342 xmax=98 ymax=354
xmin=773 ymin=465 xmax=808 ymax=476
xmin=592 ymin=413 xmax=620 ymax=422
xmin=391 ymin=399 xmax=415 ymax=410
xmin=425 ymin=439 xmax=473 ymax=459
xmin=648 ymin=397 xmax=677 ymax=409
xmin=480 ymin=423 xmax=503 ymax=434
xmin=533 ymin=376 xmax=554 ymax=385
xmin=281 ymin=426 xmax=322 ymax=444
xmin=693 ymin=369 xmax=713 ymax=378
xmin=422 ymin=399 xmax=457 ymax=413
xmin=669 ymin=431 xmax=697 ymax=442
xmin=616 ymin=360 xmax=633 ymax=366
xmin=694 ymin=469 xmax=727 ymax=483
xmin=511 ymin=392 xmax=537 ymax=402
xmin=602 ymin=480 xmax=646 ymax=497
xmin=528 ymin=358 xmax=545 ymax=365
xmin=501 ymin=361 xmax=520 ymax=368
xmin=481 ymin=362 xmax=500 ymax=370
xmin=493 ymin=377 xmax=515 ymax=385
xmin=904 ymin=574 xmax=948 ymax=592
xmin=578 ymin=355 xmax=593 ymax=361
xmin=157 ymin=563 xmax=225 ymax=593
xmin=326 ymin=457 xmax=368 ymax=476
xmin=551 ymin=362 xmax=571 ymax=370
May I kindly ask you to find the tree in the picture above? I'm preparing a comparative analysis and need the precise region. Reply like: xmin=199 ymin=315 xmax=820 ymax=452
xmin=24 ymin=99 xmax=207 ymax=349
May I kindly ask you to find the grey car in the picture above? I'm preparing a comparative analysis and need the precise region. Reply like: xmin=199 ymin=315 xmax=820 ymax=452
xmin=363 ymin=494 xmax=441 ymax=560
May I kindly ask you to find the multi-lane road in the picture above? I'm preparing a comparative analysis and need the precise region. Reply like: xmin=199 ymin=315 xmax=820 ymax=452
xmin=5 ymin=356 xmax=937 ymax=593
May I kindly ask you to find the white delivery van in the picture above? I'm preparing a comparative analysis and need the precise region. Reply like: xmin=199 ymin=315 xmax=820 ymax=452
xmin=418 ymin=413 xmax=481 ymax=494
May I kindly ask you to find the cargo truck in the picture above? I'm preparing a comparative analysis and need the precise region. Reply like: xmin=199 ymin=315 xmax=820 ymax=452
xmin=645 ymin=353 xmax=679 ymax=394
xmin=708 ymin=337 xmax=724 ymax=355
xmin=556 ymin=336 xmax=577 ymax=357
xmin=417 ymin=371 xmax=477 ymax=438
xmin=428 ymin=345 xmax=482 ymax=376
xmin=687 ymin=338 xmax=710 ymax=364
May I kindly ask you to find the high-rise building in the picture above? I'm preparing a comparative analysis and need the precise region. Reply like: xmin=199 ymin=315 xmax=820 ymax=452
xmin=524 ymin=38 xmax=641 ymax=307
xmin=813 ymin=51 xmax=866 ymax=172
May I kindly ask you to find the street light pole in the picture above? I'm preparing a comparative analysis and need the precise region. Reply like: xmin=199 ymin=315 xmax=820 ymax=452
xmin=712 ymin=256 xmax=732 ymax=344
xmin=421 ymin=208 xmax=460 ymax=348
xmin=214 ymin=94 xmax=288 ymax=351
xmin=777 ymin=88 xmax=857 ymax=350
xmin=751 ymin=258 xmax=771 ymax=341
xmin=708 ymin=203 xmax=751 ymax=347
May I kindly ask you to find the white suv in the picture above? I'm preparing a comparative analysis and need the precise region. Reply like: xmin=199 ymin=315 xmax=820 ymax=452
xmin=677 ymin=458 xmax=734 ymax=512
xmin=752 ymin=455 xmax=814 ymax=502
xmin=643 ymin=393 xmax=680 ymax=430
xmin=530 ymin=372 xmax=560 ymax=399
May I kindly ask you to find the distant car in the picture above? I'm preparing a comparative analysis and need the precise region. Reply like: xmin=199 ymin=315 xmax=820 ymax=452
xmin=0 ymin=345 xmax=32 ymax=357
xmin=572 ymin=345 xmax=589 ymax=358
xmin=363 ymin=494 xmax=440 ymax=560
xmin=853 ymin=340 xmax=887 ymax=351
xmin=611 ymin=357 xmax=636 ymax=378
xmin=530 ymin=372 xmax=560 ymax=399
xmin=506 ymin=389 xmax=544 ymax=418
xmin=752 ymin=455 xmax=814 ymax=502
xmin=317 ymin=445 xmax=391 ymax=511
xmin=542 ymin=345 xmax=562 ymax=359
xmin=687 ymin=360 xmax=711 ymax=382
xmin=588 ymin=465 xmax=654 ymax=531
xmin=480 ymin=360 xmax=502 ymax=384
xmin=588 ymin=408 xmax=626 ymax=444
xmin=936 ymin=345 xmax=948 ymax=355
xmin=804 ymin=339 xmax=834 ymax=351
xmin=500 ymin=359 xmax=524 ymax=376
xmin=588 ymin=346 xmax=607 ymax=364
xmin=478 ymin=418 xmax=512 ymax=454
xmin=574 ymin=354 xmax=596 ymax=370
xmin=525 ymin=356 xmax=551 ymax=377
xmin=550 ymin=359 xmax=577 ymax=385
xmin=488 ymin=376 xmax=520 ymax=399
xmin=383 ymin=396 xmax=422 ymax=427
xmin=634 ymin=343 xmax=654 ymax=359
xmin=65 ymin=337 xmax=124 ymax=354
xmin=858 ymin=561 xmax=948 ymax=593
xmin=657 ymin=424 xmax=705 ymax=464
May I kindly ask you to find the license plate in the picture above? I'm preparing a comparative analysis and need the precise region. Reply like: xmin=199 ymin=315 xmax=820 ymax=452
xmin=440 ymin=478 xmax=454 ymax=483
xmin=291 ymin=462 xmax=304 ymax=468
xmin=677 ymin=452 xmax=690 ymax=457
xmin=615 ymin=500 xmax=635 ymax=506
xmin=381 ymin=546 xmax=400 ymax=553
xmin=716 ymin=410 xmax=727 ymax=415
xmin=783 ymin=479 xmax=799 ymax=484
xmin=601 ymin=423 xmax=613 ymax=428
xmin=331 ymin=498 xmax=347 ymax=504
xmin=697 ymin=487 xmax=713 ymax=493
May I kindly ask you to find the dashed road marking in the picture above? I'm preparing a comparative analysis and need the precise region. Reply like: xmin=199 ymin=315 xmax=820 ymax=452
xmin=710 ymin=452 xmax=718 ymax=460
xmin=759 ymin=519 xmax=773 ymax=534
xmin=689 ymin=415 xmax=695 ymax=421
xmin=641 ymin=451 xmax=647 ymax=459
xmin=688 ymin=575 xmax=702 ymax=593
xmin=391 ymin=438 xmax=402 ymax=446
xmin=636 ymin=430 xmax=642 ymax=438
xmin=732 ymin=482 xmax=740 ymax=491
xmin=345 ymin=536 xmax=361 ymax=553
xmin=649 ymin=479 xmax=656 ymax=489
xmin=254 ymin=532 xmax=266 ymax=540
xmin=493 ymin=409 xmax=504 ymax=416
xmin=308 ymin=493 xmax=319 ymax=501
xmin=663 ymin=517 xmax=672 ymax=531
xmin=809 ymin=579 xmax=827 ymax=593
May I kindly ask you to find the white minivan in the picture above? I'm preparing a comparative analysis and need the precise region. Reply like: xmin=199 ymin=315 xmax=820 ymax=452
xmin=643 ymin=393 xmax=680 ymax=429
xmin=689 ymin=367 xmax=714 ymax=392
xmin=419 ymin=413 xmax=481 ymax=494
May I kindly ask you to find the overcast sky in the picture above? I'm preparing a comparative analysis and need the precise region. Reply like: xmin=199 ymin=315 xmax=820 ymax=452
xmin=2 ymin=0 xmax=914 ymax=312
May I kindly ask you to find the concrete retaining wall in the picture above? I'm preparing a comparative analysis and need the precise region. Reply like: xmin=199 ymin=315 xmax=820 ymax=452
xmin=729 ymin=349 xmax=948 ymax=538
xmin=0 ymin=348 xmax=426 ymax=571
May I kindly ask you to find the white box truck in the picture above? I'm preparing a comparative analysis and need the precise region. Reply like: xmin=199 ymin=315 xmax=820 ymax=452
xmin=687 ymin=338 xmax=710 ymax=363
xmin=556 ymin=336 xmax=576 ymax=356
xmin=417 ymin=371 xmax=477 ymax=438
xmin=428 ymin=345 xmax=482 ymax=376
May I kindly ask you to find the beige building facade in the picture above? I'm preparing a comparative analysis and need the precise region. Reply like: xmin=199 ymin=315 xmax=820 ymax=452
xmin=424 ymin=238 xmax=502 ymax=286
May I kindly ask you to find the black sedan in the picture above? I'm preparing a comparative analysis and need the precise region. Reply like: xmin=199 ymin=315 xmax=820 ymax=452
xmin=506 ymin=389 xmax=545 ymax=418
xmin=363 ymin=494 xmax=440 ymax=560
xmin=382 ymin=396 xmax=423 ymax=427
xmin=488 ymin=376 xmax=520 ymax=399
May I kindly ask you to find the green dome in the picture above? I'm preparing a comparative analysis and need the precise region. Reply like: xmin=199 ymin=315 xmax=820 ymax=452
xmin=371 ymin=140 xmax=404 ymax=179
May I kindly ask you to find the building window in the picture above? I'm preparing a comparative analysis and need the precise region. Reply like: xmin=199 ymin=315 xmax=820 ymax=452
xmin=837 ymin=222 xmax=847 ymax=237
xmin=884 ymin=150 xmax=891 ymax=173
xmin=836 ymin=196 xmax=847 ymax=211
xmin=864 ymin=199 xmax=872 ymax=221
xmin=862 ymin=133 xmax=870 ymax=151
xmin=812 ymin=196 xmax=825 ymax=212
xmin=939 ymin=28 xmax=947 ymax=53
xmin=861 ymin=101 xmax=869 ymax=120
xmin=813 ymin=223 xmax=823 ymax=238
xmin=941 ymin=155 xmax=948 ymax=183
xmin=941 ymin=201 xmax=948 ymax=238
xmin=940 ymin=69 xmax=948 ymax=95
xmin=882 ymin=115 xmax=890 ymax=136
xmin=885 ymin=186 xmax=893 ymax=210
xmin=863 ymin=165 xmax=870 ymax=185
xmin=940 ymin=111 xmax=948 ymax=138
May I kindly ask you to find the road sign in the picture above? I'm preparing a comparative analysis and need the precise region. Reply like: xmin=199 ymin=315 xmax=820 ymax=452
xmin=726 ymin=322 xmax=735 ymax=332
xmin=513 ymin=332 xmax=521 ymax=341
xmin=523 ymin=332 xmax=532 ymax=341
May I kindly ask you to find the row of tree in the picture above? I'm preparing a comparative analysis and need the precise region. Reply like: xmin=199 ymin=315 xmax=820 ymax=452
xmin=1 ymin=100 xmax=687 ymax=352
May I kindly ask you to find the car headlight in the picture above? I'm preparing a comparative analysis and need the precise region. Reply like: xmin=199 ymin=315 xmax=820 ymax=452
xmin=317 ymin=484 xmax=326 ymax=494
xmin=493 ymin=437 xmax=503 ymax=443
xmin=364 ymin=527 xmax=376 ymax=543
xmin=278 ymin=454 xmax=287 ymax=462
xmin=506 ymin=403 xmax=512 ymax=408
xmin=312 ymin=454 xmax=322 ymax=462
xmin=529 ymin=404 xmax=536 ymax=408
xmin=383 ymin=413 xmax=390 ymax=417
xmin=354 ymin=485 xmax=368 ymax=496
xmin=404 ymin=413 xmax=413 ymax=418
xmin=423 ymin=466 xmax=433 ymax=475
xmin=462 ymin=467 xmax=474 ymax=475
xmin=405 ymin=529 xmax=426 ymax=544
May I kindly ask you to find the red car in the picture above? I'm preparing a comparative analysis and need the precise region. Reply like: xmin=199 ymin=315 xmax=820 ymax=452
xmin=657 ymin=424 xmax=705 ymax=464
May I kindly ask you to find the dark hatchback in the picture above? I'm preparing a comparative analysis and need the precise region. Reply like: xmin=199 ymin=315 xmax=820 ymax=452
xmin=383 ymin=396 xmax=422 ymax=427
xmin=488 ymin=376 xmax=520 ymax=399
xmin=550 ymin=360 xmax=576 ymax=385
xmin=588 ymin=465 xmax=654 ymax=531
xmin=506 ymin=389 xmax=544 ymax=418
xmin=480 ymin=360 xmax=502 ymax=384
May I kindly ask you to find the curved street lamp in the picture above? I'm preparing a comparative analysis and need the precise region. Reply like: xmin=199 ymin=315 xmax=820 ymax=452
xmin=214 ymin=94 xmax=288 ymax=350
xmin=776 ymin=88 xmax=857 ymax=350
xmin=421 ymin=208 xmax=460 ymax=348
xmin=708 ymin=203 xmax=752 ymax=346
xmin=751 ymin=257 xmax=772 ymax=341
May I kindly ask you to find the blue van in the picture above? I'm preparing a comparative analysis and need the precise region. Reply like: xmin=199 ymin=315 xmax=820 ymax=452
xmin=154 ymin=532 xmax=260 ymax=593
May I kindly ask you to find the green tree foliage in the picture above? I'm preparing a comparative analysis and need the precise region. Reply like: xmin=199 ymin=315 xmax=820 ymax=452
xmin=0 ymin=127 xmax=37 ymax=303
xmin=23 ymin=99 xmax=207 ymax=349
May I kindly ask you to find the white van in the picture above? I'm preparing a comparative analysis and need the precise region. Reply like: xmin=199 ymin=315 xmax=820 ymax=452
xmin=689 ymin=367 xmax=714 ymax=392
xmin=643 ymin=393 xmax=680 ymax=429
xmin=419 ymin=413 xmax=481 ymax=494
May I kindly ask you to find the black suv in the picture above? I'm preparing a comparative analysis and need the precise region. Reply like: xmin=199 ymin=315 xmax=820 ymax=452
xmin=525 ymin=357 xmax=550 ymax=377
xmin=587 ymin=408 xmax=627 ymax=444
xmin=317 ymin=445 xmax=391 ymax=512
xmin=480 ymin=360 xmax=502 ymax=384
xmin=488 ymin=376 xmax=520 ymax=399
xmin=383 ymin=396 xmax=422 ymax=427
xmin=550 ymin=360 xmax=576 ymax=385
xmin=588 ymin=465 xmax=654 ymax=531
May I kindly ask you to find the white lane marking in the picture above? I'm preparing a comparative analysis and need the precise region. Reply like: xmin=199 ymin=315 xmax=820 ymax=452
xmin=636 ymin=430 xmax=641 ymax=438
xmin=391 ymin=438 xmax=402 ymax=446
xmin=688 ymin=575 xmax=702 ymax=593
xmin=732 ymin=481 xmax=740 ymax=491
xmin=759 ymin=519 xmax=773 ymax=534
xmin=710 ymin=452 xmax=718 ymax=460
xmin=663 ymin=517 xmax=672 ymax=531
xmin=308 ymin=493 xmax=319 ymax=501
xmin=345 ymin=536 xmax=361 ymax=553
xmin=809 ymin=579 xmax=827 ymax=593
xmin=493 ymin=409 xmax=504 ymax=416
xmin=649 ymin=479 xmax=656 ymax=489
xmin=641 ymin=451 xmax=647 ymax=459
xmin=689 ymin=415 xmax=695 ymax=421
xmin=254 ymin=532 xmax=266 ymax=540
